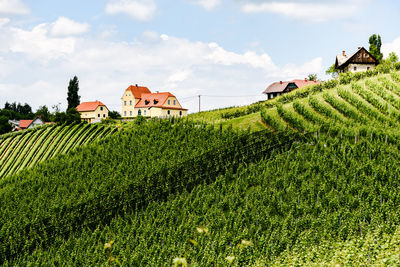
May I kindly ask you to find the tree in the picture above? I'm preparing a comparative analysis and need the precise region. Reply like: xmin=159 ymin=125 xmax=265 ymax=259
xmin=307 ymin=73 xmax=318 ymax=81
xmin=387 ymin=52 xmax=399 ymax=63
xmin=326 ymin=64 xmax=340 ymax=78
xmin=35 ymin=105 xmax=52 ymax=122
xmin=67 ymin=76 xmax=81 ymax=109
xmin=369 ymin=34 xmax=383 ymax=62
xmin=108 ymin=111 xmax=121 ymax=119
xmin=0 ymin=115 xmax=12 ymax=134
xmin=65 ymin=108 xmax=81 ymax=124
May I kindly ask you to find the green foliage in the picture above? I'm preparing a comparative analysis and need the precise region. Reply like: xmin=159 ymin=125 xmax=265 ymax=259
xmin=0 ymin=123 xmax=113 ymax=179
xmin=369 ymin=34 xmax=383 ymax=61
xmin=0 ymin=115 xmax=12 ymax=134
xmin=35 ymin=105 xmax=52 ymax=122
xmin=108 ymin=110 xmax=121 ymax=119
xmin=4 ymin=133 xmax=400 ymax=265
xmin=134 ymin=115 xmax=146 ymax=125
xmin=67 ymin=76 xmax=81 ymax=109
xmin=325 ymin=63 xmax=339 ymax=78
xmin=307 ymin=73 xmax=318 ymax=81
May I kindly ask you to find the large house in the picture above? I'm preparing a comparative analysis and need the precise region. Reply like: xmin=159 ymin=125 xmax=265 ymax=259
xmin=335 ymin=47 xmax=378 ymax=73
xmin=121 ymin=84 xmax=188 ymax=118
xmin=76 ymin=101 xmax=109 ymax=123
xmin=263 ymin=79 xmax=320 ymax=100
xmin=8 ymin=117 xmax=47 ymax=131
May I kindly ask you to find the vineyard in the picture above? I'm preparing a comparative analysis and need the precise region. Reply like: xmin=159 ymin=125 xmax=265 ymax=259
xmin=261 ymin=71 xmax=400 ymax=139
xmin=0 ymin=123 xmax=116 ymax=179
xmin=2 ymin=71 xmax=400 ymax=265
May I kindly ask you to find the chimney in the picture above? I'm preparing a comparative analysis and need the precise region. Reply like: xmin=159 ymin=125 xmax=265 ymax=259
xmin=342 ymin=51 xmax=346 ymax=57
xmin=156 ymin=91 xmax=159 ymax=93
xmin=135 ymin=84 xmax=138 ymax=88
xmin=305 ymin=78 xmax=308 ymax=82
xmin=280 ymin=81 xmax=282 ymax=84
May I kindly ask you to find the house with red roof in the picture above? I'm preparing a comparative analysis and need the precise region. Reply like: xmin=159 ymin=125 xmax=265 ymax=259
xmin=263 ymin=79 xmax=321 ymax=100
xmin=121 ymin=84 xmax=188 ymax=118
xmin=8 ymin=117 xmax=47 ymax=131
xmin=76 ymin=101 xmax=109 ymax=123
xmin=335 ymin=47 xmax=378 ymax=73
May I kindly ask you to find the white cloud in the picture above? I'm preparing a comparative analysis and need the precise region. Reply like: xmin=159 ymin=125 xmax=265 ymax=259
xmin=0 ymin=17 xmax=10 ymax=27
xmin=50 ymin=17 xmax=90 ymax=37
xmin=241 ymin=0 xmax=368 ymax=23
xmin=0 ymin=0 xmax=29 ymax=15
xmin=382 ymin=37 xmax=400 ymax=58
xmin=189 ymin=0 xmax=221 ymax=10
xmin=105 ymin=0 xmax=156 ymax=21
xmin=0 ymin=20 xmax=323 ymax=113
xmin=9 ymin=23 xmax=75 ymax=61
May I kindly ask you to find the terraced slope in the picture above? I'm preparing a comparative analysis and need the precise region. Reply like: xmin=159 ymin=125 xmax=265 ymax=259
xmin=0 ymin=123 xmax=117 ymax=179
xmin=261 ymin=71 xmax=400 ymax=140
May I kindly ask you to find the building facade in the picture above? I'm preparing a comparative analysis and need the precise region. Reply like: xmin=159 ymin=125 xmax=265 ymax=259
xmin=263 ymin=79 xmax=320 ymax=100
xmin=335 ymin=47 xmax=378 ymax=73
xmin=76 ymin=101 xmax=109 ymax=123
xmin=121 ymin=85 xmax=188 ymax=118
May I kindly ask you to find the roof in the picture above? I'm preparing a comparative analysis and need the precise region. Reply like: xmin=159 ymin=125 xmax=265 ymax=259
xmin=335 ymin=47 xmax=378 ymax=69
xmin=19 ymin=120 xmax=33 ymax=128
xmin=126 ymin=85 xmax=151 ymax=99
xmin=76 ymin=101 xmax=106 ymax=112
xmin=263 ymin=79 xmax=320 ymax=94
xmin=135 ymin=92 xmax=187 ymax=110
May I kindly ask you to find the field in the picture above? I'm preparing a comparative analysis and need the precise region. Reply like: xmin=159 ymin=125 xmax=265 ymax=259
xmin=0 ymin=123 xmax=116 ymax=179
xmin=2 ymin=71 xmax=400 ymax=265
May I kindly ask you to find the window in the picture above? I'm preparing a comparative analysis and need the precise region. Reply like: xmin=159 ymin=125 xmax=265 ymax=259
xmin=138 ymin=110 xmax=142 ymax=115
xmin=179 ymin=111 xmax=182 ymax=116
xmin=100 ymin=107 xmax=103 ymax=111
xmin=367 ymin=67 xmax=370 ymax=70
xmin=354 ymin=66 xmax=357 ymax=71
xmin=98 ymin=114 xmax=100 ymax=118
xmin=130 ymin=111 xmax=132 ymax=116
xmin=103 ymin=114 xmax=106 ymax=118
xmin=168 ymin=100 xmax=170 ymax=105
xmin=124 ymin=101 xmax=127 ymax=106
xmin=167 ymin=110 xmax=170 ymax=115
xmin=124 ymin=111 xmax=127 ymax=116
xmin=173 ymin=100 xmax=176 ymax=105
xmin=144 ymin=110 xmax=147 ymax=115
xmin=130 ymin=100 xmax=132 ymax=106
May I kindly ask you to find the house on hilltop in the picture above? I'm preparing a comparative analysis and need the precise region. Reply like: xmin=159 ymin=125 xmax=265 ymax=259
xmin=8 ymin=117 xmax=47 ymax=131
xmin=263 ymin=79 xmax=320 ymax=100
xmin=121 ymin=84 xmax=188 ymax=118
xmin=335 ymin=47 xmax=378 ymax=73
xmin=76 ymin=101 xmax=109 ymax=123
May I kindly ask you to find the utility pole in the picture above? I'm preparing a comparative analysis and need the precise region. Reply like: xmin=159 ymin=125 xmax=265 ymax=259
xmin=198 ymin=95 xmax=201 ymax=113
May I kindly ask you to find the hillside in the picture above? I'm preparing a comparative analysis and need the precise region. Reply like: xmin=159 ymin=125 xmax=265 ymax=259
xmin=0 ymin=123 xmax=116 ymax=179
xmin=2 ymin=71 xmax=400 ymax=265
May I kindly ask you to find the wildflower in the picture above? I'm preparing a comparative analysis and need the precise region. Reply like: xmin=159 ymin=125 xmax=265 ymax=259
xmin=104 ymin=240 xmax=114 ymax=250
xmin=173 ymin=257 xmax=188 ymax=266
xmin=196 ymin=227 xmax=209 ymax=235
xmin=241 ymin=240 xmax=252 ymax=247
xmin=225 ymin=256 xmax=236 ymax=264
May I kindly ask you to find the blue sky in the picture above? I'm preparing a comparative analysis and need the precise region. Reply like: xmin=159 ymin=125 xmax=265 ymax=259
xmin=1 ymin=0 xmax=400 ymax=113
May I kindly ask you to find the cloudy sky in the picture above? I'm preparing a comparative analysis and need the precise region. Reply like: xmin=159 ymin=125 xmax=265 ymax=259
xmin=0 ymin=0 xmax=400 ymax=113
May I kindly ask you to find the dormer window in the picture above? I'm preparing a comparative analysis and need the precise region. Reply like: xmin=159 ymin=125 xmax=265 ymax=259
xmin=145 ymin=100 xmax=150 ymax=105
xmin=153 ymin=99 xmax=159 ymax=104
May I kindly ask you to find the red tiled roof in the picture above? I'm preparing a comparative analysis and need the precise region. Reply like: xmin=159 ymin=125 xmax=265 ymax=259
xmin=135 ymin=92 xmax=187 ymax=109
xmin=76 ymin=101 xmax=106 ymax=112
xmin=263 ymin=79 xmax=320 ymax=94
xmin=19 ymin=120 xmax=33 ymax=129
xmin=126 ymin=85 xmax=151 ymax=99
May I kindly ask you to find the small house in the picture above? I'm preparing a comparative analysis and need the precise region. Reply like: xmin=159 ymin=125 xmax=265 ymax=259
xmin=9 ymin=117 xmax=46 ymax=131
xmin=335 ymin=47 xmax=378 ymax=73
xmin=121 ymin=84 xmax=188 ymax=118
xmin=263 ymin=79 xmax=320 ymax=100
xmin=76 ymin=101 xmax=109 ymax=123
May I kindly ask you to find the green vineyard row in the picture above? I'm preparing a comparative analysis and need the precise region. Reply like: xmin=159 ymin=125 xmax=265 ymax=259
xmin=0 ymin=123 xmax=117 ymax=179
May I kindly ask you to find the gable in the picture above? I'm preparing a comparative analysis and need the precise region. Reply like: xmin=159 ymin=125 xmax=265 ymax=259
xmin=348 ymin=48 xmax=377 ymax=64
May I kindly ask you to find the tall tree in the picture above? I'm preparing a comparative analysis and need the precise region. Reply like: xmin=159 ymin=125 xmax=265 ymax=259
xmin=369 ymin=34 xmax=383 ymax=62
xmin=67 ymin=76 xmax=81 ymax=109
xmin=35 ymin=105 xmax=51 ymax=122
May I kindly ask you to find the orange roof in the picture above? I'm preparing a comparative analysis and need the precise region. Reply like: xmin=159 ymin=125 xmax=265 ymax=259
xmin=126 ymin=85 xmax=151 ymax=99
xmin=19 ymin=120 xmax=33 ymax=129
xmin=76 ymin=101 xmax=106 ymax=112
xmin=135 ymin=92 xmax=187 ymax=109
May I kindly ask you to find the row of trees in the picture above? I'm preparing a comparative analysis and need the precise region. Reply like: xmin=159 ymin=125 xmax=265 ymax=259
xmin=0 ymin=76 xmax=120 ymax=134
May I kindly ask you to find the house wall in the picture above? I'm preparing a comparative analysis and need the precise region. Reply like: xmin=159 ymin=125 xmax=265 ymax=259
xmin=28 ymin=118 xmax=44 ymax=128
xmin=80 ymin=106 xmax=109 ymax=123
xmin=121 ymin=89 xmax=140 ymax=118
xmin=345 ymin=63 xmax=376 ymax=73
xmin=135 ymin=107 xmax=187 ymax=118
xmin=267 ymin=92 xmax=281 ymax=100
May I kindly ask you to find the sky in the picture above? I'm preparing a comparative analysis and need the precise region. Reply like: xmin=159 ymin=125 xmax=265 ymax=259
xmin=0 ymin=0 xmax=400 ymax=113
